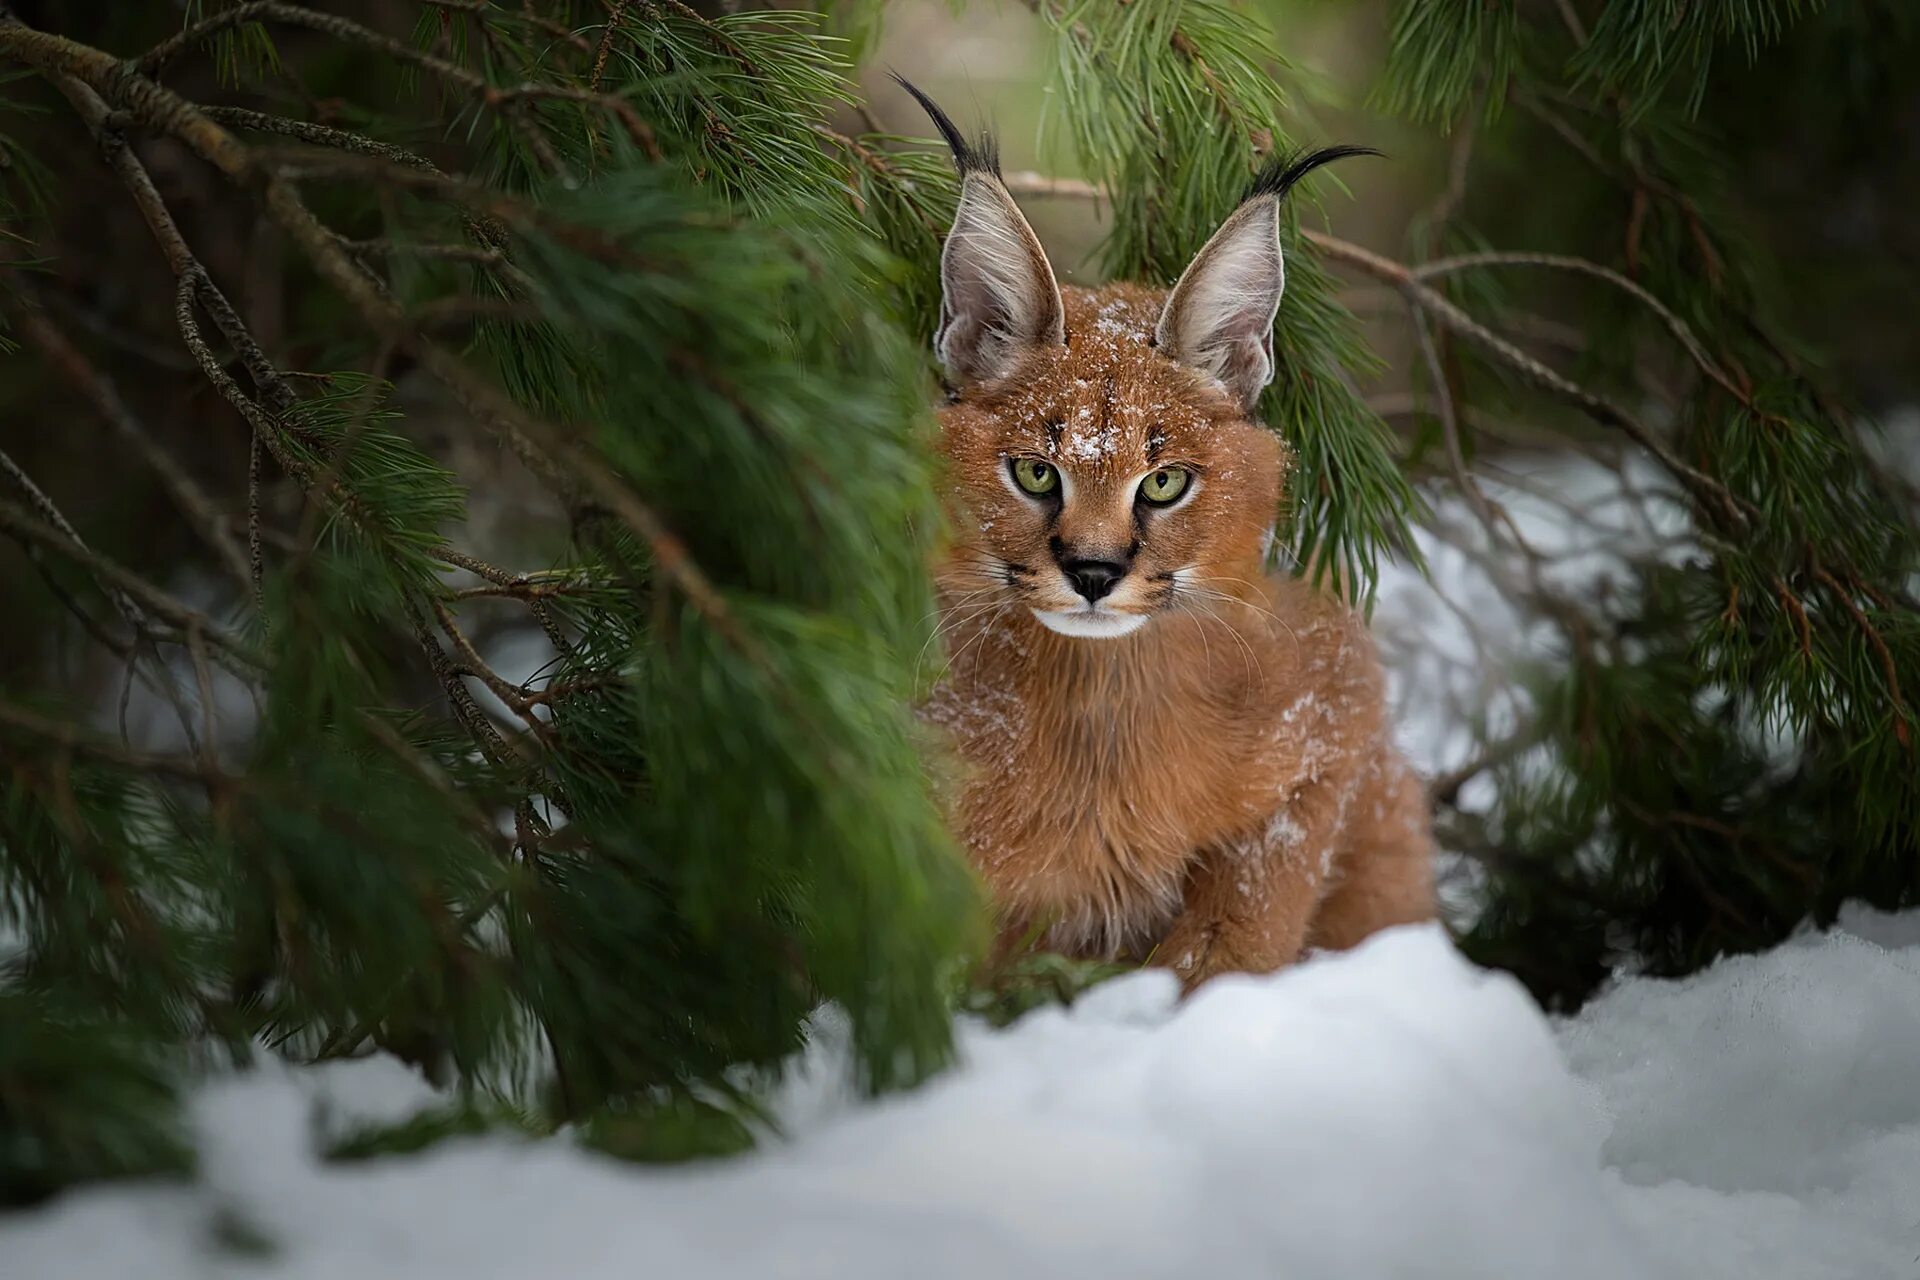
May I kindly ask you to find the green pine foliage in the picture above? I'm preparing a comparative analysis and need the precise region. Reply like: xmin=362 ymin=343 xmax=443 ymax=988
xmin=1376 ymin=0 xmax=1519 ymax=126
xmin=0 ymin=0 xmax=1913 ymax=1203
xmin=0 ymin=0 xmax=981 ymax=1197
xmin=1373 ymin=0 xmax=1920 ymax=1003
xmin=0 ymin=994 xmax=195 ymax=1206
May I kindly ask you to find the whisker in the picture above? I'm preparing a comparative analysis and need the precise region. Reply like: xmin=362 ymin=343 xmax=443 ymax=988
xmin=917 ymin=593 xmax=1010 ymax=679
xmin=1185 ymin=592 xmax=1257 ymax=684
xmin=938 ymin=600 xmax=1012 ymax=681
xmin=1187 ymin=573 xmax=1299 ymax=646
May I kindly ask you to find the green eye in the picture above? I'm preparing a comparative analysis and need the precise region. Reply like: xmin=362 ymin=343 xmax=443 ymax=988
xmin=1138 ymin=467 xmax=1191 ymax=506
xmin=1010 ymin=457 xmax=1059 ymax=497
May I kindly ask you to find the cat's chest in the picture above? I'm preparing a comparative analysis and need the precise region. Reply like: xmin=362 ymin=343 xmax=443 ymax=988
xmin=921 ymin=641 xmax=1277 ymax=868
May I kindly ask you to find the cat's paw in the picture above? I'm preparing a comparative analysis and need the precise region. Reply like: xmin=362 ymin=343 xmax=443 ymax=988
xmin=1151 ymin=918 xmax=1225 ymax=993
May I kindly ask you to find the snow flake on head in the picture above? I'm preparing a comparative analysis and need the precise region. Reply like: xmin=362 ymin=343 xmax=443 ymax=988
xmin=1092 ymin=295 xmax=1151 ymax=344
xmin=1062 ymin=420 xmax=1125 ymax=464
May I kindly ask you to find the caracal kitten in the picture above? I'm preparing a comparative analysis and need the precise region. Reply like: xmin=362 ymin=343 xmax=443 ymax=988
xmin=903 ymin=81 xmax=1435 ymax=989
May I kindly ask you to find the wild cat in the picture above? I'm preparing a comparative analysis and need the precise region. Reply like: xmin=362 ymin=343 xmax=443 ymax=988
xmin=901 ymin=80 xmax=1434 ymax=989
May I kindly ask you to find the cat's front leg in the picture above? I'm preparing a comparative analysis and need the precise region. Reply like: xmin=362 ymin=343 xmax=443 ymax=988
xmin=1152 ymin=783 xmax=1346 ymax=989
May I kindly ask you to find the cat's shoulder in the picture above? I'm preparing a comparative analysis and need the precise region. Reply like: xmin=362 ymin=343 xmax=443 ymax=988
xmin=1252 ymin=570 xmax=1386 ymax=694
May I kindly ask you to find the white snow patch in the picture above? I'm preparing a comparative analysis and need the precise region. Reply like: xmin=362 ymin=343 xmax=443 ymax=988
xmin=9 ymin=917 xmax=1920 ymax=1278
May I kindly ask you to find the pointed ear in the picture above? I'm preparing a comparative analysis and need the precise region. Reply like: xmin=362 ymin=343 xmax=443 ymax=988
xmin=895 ymin=76 xmax=1065 ymax=386
xmin=1155 ymin=197 xmax=1286 ymax=411
xmin=1156 ymin=145 xmax=1379 ymax=412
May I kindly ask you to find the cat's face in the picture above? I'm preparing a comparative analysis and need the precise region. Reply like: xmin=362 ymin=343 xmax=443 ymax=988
xmin=898 ymin=73 xmax=1355 ymax=639
xmin=937 ymin=287 xmax=1285 ymax=638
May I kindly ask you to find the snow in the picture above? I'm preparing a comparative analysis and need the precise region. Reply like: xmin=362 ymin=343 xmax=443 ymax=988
xmin=9 ymin=912 xmax=1920 ymax=1279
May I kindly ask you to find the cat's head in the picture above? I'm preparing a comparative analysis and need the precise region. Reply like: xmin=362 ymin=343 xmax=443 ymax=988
xmin=899 ymin=78 xmax=1371 ymax=640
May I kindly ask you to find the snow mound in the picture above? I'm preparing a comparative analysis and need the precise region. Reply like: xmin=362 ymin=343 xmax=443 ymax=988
xmin=7 ymin=918 xmax=1920 ymax=1279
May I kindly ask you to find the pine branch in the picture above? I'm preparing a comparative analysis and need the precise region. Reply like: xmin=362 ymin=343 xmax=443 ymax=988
xmin=134 ymin=1 xmax=660 ymax=164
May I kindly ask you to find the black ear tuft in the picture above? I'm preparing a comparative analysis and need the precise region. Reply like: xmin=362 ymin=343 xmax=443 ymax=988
xmin=1243 ymin=144 xmax=1381 ymax=204
xmin=890 ymin=73 xmax=1001 ymax=177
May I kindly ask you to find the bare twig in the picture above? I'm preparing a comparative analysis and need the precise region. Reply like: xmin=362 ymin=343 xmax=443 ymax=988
xmin=1421 ymin=94 xmax=1479 ymax=255
xmin=1410 ymin=307 xmax=1503 ymax=536
xmin=590 ymin=0 xmax=627 ymax=94
xmin=1412 ymin=251 xmax=1769 ymax=419
xmin=0 ymin=448 xmax=211 ymax=752
xmin=407 ymin=602 xmax=517 ymax=766
xmin=41 ymin=69 xmax=296 ymax=414
xmin=423 ymin=0 xmax=592 ymax=53
xmin=433 ymin=598 xmax=556 ymax=740
xmin=1430 ymin=729 xmax=1540 ymax=810
xmin=1001 ymin=171 xmax=1104 ymax=201
xmin=247 ymin=431 xmax=266 ymax=620
xmin=0 ymin=699 xmax=232 ymax=788
xmin=6 ymin=292 xmax=254 ymax=594
xmin=1300 ymin=228 xmax=1754 ymax=532
xmin=1551 ymin=0 xmax=1590 ymax=45
xmin=0 ymin=498 xmax=260 ymax=669
xmin=200 ymin=105 xmax=441 ymax=171
xmin=187 ymin=625 xmax=218 ymax=770
xmin=131 ymin=2 xmax=658 ymax=167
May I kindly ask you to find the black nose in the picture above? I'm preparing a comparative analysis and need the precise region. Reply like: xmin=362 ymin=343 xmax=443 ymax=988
xmin=1062 ymin=560 xmax=1126 ymax=603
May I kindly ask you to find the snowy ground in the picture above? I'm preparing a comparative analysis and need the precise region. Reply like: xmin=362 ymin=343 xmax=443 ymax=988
xmin=7 ymin=909 xmax=1920 ymax=1279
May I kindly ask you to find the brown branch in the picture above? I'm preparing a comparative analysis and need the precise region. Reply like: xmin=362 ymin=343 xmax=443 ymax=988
xmin=1409 ymin=306 xmax=1502 ymax=540
xmin=40 ymin=69 xmax=296 ymax=414
xmin=422 ymin=0 xmax=592 ymax=53
xmin=187 ymin=625 xmax=218 ymax=771
xmin=1000 ymin=170 xmax=1104 ymax=201
xmin=5 ymin=290 xmax=254 ymax=594
xmin=247 ymin=428 xmax=267 ymax=620
xmin=0 ymin=497 xmax=261 ymax=668
xmin=1422 ymin=91 xmax=1479 ymax=255
xmin=204 ymin=106 xmax=510 ymax=251
xmin=1812 ymin=567 xmax=1912 ymax=749
xmin=338 ymin=237 xmax=504 ymax=267
xmin=0 ymin=447 xmax=212 ymax=753
xmin=0 ymin=700 xmax=233 ymax=789
xmin=1300 ymin=227 xmax=1754 ymax=533
xmin=407 ymin=603 xmax=516 ymax=767
xmin=174 ymin=272 xmax=312 ymax=488
xmin=450 ymin=579 xmax=587 ymax=601
xmin=1773 ymin=577 xmax=1814 ymax=658
xmin=432 ymin=548 xmax=580 ymax=651
xmin=130 ymin=2 xmax=658 ymax=165
xmin=590 ymin=0 xmax=627 ymax=94
xmin=1551 ymin=0 xmax=1590 ymax=44
xmin=433 ymin=598 xmax=556 ymax=740
xmin=1411 ymin=251 xmax=1772 ymax=420
xmin=1430 ymin=729 xmax=1539 ymax=810
xmin=199 ymin=105 xmax=441 ymax=171
xmin=257 ymin=147 xmax=655 ymax=290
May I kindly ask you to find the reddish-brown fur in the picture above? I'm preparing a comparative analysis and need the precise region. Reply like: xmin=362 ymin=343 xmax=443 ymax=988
xmin=921 ymin=285 xmax=1434 ymax=988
